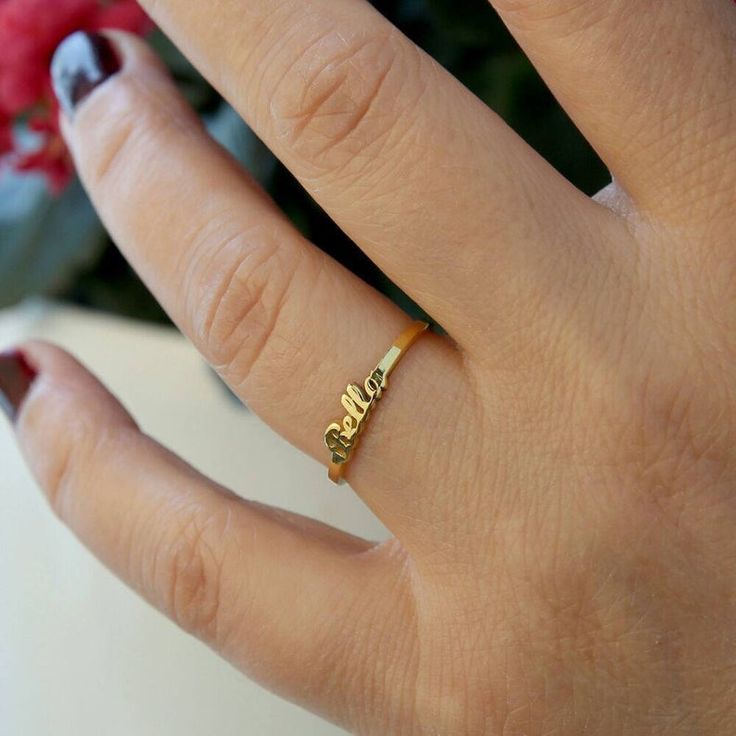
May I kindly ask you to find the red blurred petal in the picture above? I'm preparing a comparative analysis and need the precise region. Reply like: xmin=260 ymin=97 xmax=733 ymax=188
xmin=0 ymin=0 xmax=153 ymax=192
xmin=91 ymin=1 xmax=152 ymax=34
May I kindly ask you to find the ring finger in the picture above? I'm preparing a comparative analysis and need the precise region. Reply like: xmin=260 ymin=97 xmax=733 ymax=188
xmin=53 ymin=31 xmax=472 ymax=539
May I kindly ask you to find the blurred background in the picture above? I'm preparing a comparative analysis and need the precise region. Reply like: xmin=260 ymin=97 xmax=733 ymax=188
xmin=1 ymin=0 xmax=609 ymax=323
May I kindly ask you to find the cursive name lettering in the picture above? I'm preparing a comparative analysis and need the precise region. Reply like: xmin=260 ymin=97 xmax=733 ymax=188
xmin=324 ymin=368 xmax=387 ymax=465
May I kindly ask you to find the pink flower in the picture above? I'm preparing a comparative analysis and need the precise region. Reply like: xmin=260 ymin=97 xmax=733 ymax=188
xmin=0 ymin=0 xmax=151 ymax=192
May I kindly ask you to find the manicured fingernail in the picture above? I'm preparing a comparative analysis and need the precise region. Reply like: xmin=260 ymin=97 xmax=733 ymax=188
xmin=51 ymin=31 xmax=121 ymax=118
xmin=0 ymin=350 xmax=38 ymax=423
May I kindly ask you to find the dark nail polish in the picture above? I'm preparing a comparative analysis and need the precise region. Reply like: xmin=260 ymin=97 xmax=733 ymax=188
xmin=0 ymin=350 xmax=38 ymax=423
xmin=51 ymin=32 xmax=121 ymax=118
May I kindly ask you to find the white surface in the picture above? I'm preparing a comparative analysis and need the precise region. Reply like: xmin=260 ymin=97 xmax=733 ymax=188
xmin=0 ymin=301 xmax=387 ymax=736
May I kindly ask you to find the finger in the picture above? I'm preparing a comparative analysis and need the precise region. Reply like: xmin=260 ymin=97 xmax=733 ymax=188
xmin=11 ymin=342 xmax=412 ymax=728
xmin=52 ymin=31 xmax=471 ymax=534
xmin=491 ymin=0 xmax=736 ymax=225
xmin=132 ymin=0 xmax=601 ymax=339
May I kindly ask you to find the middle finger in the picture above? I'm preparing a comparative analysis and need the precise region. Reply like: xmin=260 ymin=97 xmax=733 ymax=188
xmin=137 ymin=0 xmax=599 ymax=342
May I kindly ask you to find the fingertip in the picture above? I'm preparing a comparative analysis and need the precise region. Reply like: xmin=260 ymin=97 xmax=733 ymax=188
xmin=0 ymin=341 xmax=67 ymax=428
xmin=0 ymin=347 xmax=38 ymax=424
xmin=9 ymin=342 xmax=139 ymax=520
xmin=51 ymin=28 xmax=173 ymax=130
xmin=51 ymin=31 xmax=123 ymax=119
xmin=51 ymin=27 xmax=201 ymax=205
xmin=14 ymin=341 xmax=137 ymax=441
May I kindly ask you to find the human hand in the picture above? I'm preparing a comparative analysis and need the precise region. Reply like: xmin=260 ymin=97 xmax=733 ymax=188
xmin=3 ymin=1 xmax=736 ymax=733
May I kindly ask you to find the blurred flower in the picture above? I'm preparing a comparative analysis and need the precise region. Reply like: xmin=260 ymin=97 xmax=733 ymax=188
xmin=0 ymin=110 xmax=12 ymax=153
xmin=0 ymin=0 xmax=151 ymax=192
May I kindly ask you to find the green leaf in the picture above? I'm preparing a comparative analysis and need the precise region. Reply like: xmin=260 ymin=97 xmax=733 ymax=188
xmin=0 ymin=171 xmax=107 ymax=308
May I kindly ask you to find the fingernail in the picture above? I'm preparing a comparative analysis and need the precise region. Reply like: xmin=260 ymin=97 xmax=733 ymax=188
xmin=51 ymin=31 xmax=122 ymax=118
xmin=0 ymin=350 xmax=38 ymax=423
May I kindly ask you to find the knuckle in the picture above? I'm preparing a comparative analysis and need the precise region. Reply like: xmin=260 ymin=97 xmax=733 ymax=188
xmin=78 ymin=77 xmax=143 ymax=189
xmin=267 ymin=27 xmax=413 ymax=173
xmin=186 ymin=221 xmax=301 ymax=381
xmin=18 ymin=371 xmax=138 ymax=526
xmin=588 ymin=347 xmax=732 ymax=523
xmin=155 ymin=506 xmax=231 ymax=645
xmin=38 ymin=407 xmax=104 ymax=521
xmin=42 ymin=422 xmax=82 ymax=519
xmin=639 ymin=379 xmax=729 ymax=498
xmin=35 ymin=414 xmax=135 ymax=523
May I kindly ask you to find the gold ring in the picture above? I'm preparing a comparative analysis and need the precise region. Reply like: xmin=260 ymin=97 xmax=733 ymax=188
xmin=324 ymin=320 xmax=429 ymax=485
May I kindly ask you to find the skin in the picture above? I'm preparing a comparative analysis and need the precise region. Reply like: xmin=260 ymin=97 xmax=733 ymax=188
xmin=11 ymin=0 xmax=736 ymax=733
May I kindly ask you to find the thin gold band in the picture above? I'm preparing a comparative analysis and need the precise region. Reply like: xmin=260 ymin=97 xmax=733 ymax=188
xmin=324 ymin=320 xmax=429 ymax=485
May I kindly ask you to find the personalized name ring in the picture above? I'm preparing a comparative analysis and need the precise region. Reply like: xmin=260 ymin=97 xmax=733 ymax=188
xmin=324 ymin=320 xmax=429 ymax=485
